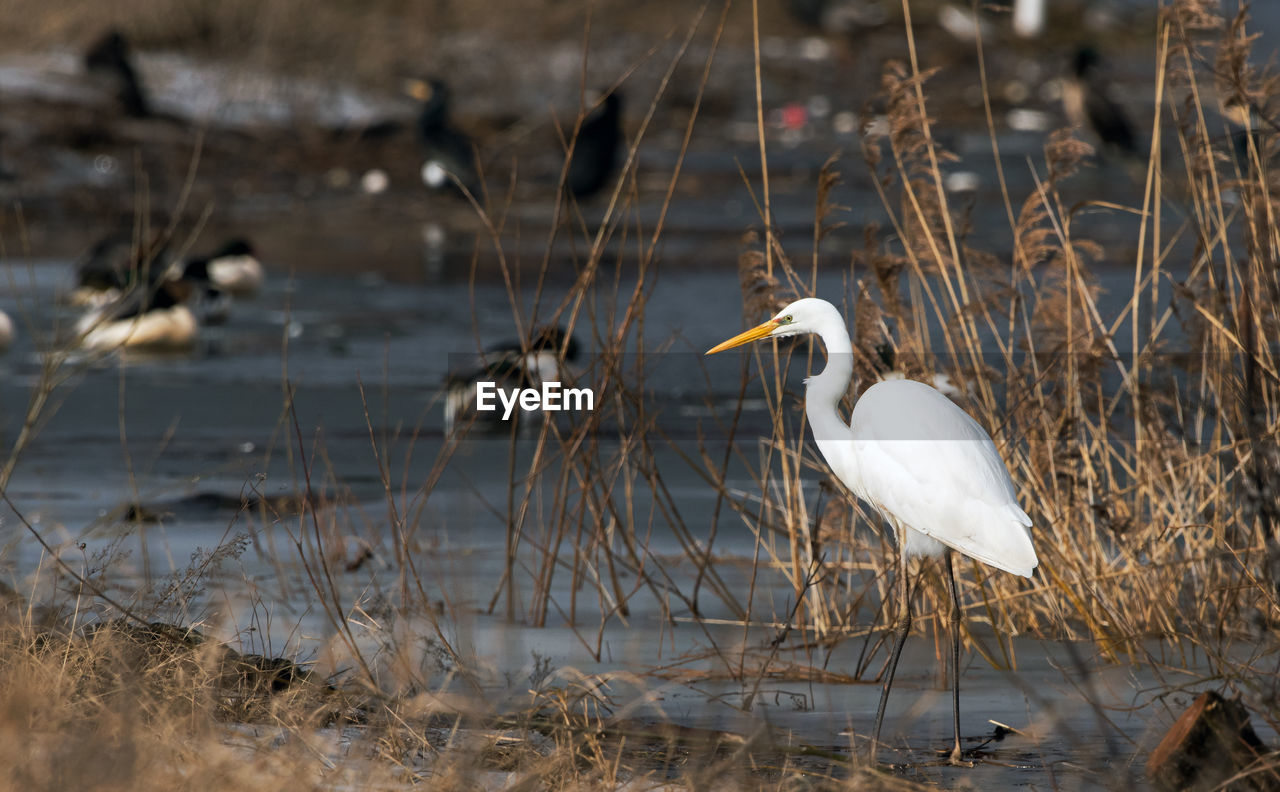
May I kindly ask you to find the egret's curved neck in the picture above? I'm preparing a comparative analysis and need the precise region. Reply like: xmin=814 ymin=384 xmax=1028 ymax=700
xmin=804 ymin=311 xmax=855 ymax=441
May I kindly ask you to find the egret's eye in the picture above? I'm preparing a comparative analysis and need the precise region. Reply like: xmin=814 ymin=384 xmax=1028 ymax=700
xmin=782 ymin=315 xmax=793 ymax=323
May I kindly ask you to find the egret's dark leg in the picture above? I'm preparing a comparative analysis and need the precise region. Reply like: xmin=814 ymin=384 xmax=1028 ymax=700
xmin=871 ymin=548 xmax=912 ymax=760
xmin=944 ymin=551 xmax=970 ymax=766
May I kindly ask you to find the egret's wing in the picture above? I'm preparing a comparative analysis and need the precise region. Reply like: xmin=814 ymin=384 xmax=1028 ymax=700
xmin=846 ymin=380 xmax=1037 ymax=577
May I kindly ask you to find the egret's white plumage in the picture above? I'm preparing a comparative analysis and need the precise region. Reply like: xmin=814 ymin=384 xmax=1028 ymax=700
xmin=708 ymin=296 xmax=1036 ymax=764
xmin=836 ymin=380 xmax=1034 ymax=575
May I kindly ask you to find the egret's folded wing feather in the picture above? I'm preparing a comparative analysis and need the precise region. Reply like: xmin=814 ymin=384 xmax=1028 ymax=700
xmin=846 ymin=380 xmax=1037 ymax=577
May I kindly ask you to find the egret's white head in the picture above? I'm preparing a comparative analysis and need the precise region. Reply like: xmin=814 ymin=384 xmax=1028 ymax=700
xmin=706 ymin=297 xmax=839 ymax=354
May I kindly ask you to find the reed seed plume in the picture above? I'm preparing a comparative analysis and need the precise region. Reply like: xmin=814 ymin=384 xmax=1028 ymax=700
xmin=738 ymin=247 xmax=786 ymax=320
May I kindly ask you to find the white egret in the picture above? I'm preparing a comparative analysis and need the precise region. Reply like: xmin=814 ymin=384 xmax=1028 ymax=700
xmin=706 ymin=297 xmax=1037 ymax=764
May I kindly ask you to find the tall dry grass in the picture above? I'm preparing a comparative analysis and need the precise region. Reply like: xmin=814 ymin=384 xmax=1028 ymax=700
xmin=412 ymin=6 xmax=1280 ymax=776
xmin=687 ymin=0 xmax=1280 ymax=690
xmin=435 ymin=0 xmax=1280 ymax=732
xmin=4 ymin=0 xmax=1280 ymax=787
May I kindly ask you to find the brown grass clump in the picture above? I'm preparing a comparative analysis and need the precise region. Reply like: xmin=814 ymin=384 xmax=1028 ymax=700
xmin=0 ymin=611 xmax=932 ymax=791
xmin=0 ymin=619 xmax=361 ymax=792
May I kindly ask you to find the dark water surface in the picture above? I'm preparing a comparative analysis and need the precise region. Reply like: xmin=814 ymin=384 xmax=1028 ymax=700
xmin=0 ymin=255 xmax=1243 ymax=788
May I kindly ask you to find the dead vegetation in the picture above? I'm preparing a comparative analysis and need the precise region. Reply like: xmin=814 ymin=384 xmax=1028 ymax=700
xmin=3 ymin=0 xmax=1280 ymax=789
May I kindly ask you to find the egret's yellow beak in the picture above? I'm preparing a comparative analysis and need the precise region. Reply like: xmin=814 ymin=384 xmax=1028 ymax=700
xmin=706 ymin=319 xmax=779 ymax=355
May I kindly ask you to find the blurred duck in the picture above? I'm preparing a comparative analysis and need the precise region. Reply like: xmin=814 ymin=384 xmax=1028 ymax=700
xmin=1220 ymin=98 xmax=1275 ymax=171
xmin=874 ymin=343 xmax=960 ymax=399
xmin=67 ymin=233 xmax=168 ymax=308
xmin=404 ymin=78 xmax=480 ymax=197
xmin=179 ymin=238 xmax=263 ymax=296
xmin=879 ymin=369 xmax=959 ymax=399
xmin=1062 ymin=46 xmax=1140 ymax=157
xmin=443 ymin=325 xmax=580 ymax=434
xmin=75 ymin=271 xmax=198 ymax=352
xmin=0 ymin=309 xmax=13 ymax=354
xmin=566 ymin=90 xmax=623 ymax=199
xmin=171 ymin=263 xmax=233 ymax=326
xmin=84 ymin=29 xmax=151 ymax=119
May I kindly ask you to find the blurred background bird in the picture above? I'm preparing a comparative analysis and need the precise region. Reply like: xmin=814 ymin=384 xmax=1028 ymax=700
xmin=565 ymin=90 xmax=623 ymax=200
xmin=74 ymin=268 xmax=200 ymax=352
xmin=177 ymin=238 xmax=263 ymax=297
xmin=83 ymin=29 xmax=151 ymax=119
xmin=0 ymin=309 xmax=13 ymax=354
xmin=405 ymin=77 xmax=481 ymax=198
xmin=1063 ymin=45 xmax=1141 ymax=158
xmin=443 ymin=324 xmax=580 ymax=434
xmin=67 ymin=232 xmax=169 ymax=308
